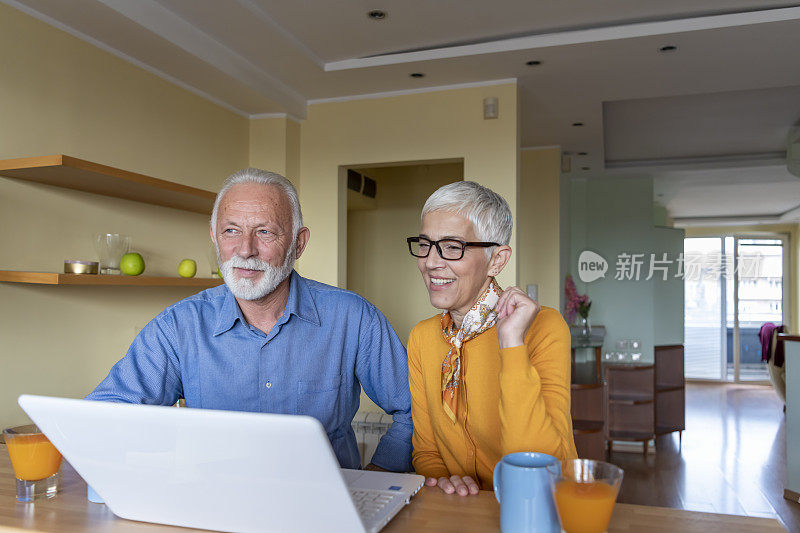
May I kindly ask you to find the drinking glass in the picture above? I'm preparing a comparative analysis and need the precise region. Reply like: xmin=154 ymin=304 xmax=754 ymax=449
xmin=629 ymin=339 xmax=642 ymax=362
xmin=94 ymin=233 xmax=131 ymax=274
xmin=547 ymin=459 xmax=623 ymax=533
xmin=3 ymin=424 xmax=62 ymax=502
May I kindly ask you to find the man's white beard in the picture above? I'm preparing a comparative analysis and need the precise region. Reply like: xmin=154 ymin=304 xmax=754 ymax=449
xmin=218 ymin=242 xmax=295 ymax=301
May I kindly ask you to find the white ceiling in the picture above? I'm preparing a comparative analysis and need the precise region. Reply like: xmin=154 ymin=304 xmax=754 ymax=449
xmin=4 ymin=0 xmax=800 ymax=221
xmin=653 ymin=165 xmax=800 ymax=224
xmin=605 ymin=86 xmax=800 ymax=162
xmin=253 ymin=0 xmax=797 ymax=61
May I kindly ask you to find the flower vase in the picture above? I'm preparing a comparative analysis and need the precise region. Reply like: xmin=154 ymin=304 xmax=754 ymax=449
xmin=579 ymin=316 xmax=592 ymax=339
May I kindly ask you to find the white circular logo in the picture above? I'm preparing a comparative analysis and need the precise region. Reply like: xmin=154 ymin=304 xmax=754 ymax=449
xmin=578 ymin=250 xmax=608 ymax=283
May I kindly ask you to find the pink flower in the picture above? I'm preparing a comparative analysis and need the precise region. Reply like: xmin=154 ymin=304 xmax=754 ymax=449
xmin=564 ymin=275 xmax=591 ymax=324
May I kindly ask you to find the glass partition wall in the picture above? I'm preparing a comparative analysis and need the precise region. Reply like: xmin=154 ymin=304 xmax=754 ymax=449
xmin=684 ymin=234 xmax=788 ymax=382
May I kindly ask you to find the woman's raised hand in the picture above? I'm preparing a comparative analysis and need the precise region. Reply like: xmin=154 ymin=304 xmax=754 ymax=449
xmin=495 ymin=286 xmax=540 ymax=349
xmin=425 ymin=475 xmax=480 ymax=496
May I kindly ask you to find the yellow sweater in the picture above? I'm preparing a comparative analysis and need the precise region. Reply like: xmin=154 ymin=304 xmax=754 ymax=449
xmin=408 ymin=306 xmax=577 ymax=489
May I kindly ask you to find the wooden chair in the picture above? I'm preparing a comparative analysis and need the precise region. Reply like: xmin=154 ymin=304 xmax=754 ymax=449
xmin=571 ymin=383 xmax=606 ymax=460
xmin=605 ymin=364 xmax=655 ymax=456
xmin=654 ymin=345 xmax=685 ymax=447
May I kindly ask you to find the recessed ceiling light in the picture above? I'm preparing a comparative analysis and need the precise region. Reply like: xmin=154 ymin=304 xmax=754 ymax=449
xmin=578 ymin=152 xmax=588 ymax=156
xmin=526 ymin=60 xmax=542 ymax=66
xmin=410 ymin=72 xmax=425 ymax=78
xmin=582 ymin=167 xmax=591 ymax=171
xmin=659 ymin=45 xmax=677 ymax=53
xmin=572 ymin=122 xmax=584 ymax=127
xmin=368 ymin=10 xmax=387 ymax=20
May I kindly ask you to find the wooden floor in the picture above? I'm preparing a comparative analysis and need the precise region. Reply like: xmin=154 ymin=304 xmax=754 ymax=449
xmin=611 ymin=382 xmax=799 ymax=531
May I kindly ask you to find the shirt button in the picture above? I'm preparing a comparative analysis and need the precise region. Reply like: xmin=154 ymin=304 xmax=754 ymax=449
xmin=265 ymin=381 xmax=272 ymax=389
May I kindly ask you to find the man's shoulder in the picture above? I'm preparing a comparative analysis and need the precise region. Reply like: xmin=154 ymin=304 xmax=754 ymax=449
xmin=157 ymin=284 xmax=229 ymax=319
xmin=298 ymin=274 xmax=377 ymax=313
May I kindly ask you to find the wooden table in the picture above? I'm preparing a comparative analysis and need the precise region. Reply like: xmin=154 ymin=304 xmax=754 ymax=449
xmin=0 ymin=449 xmax=784 ymax=532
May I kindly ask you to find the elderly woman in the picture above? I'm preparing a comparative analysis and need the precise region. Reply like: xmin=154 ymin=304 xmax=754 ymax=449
xmin=406 ymin=181 xmax=577 ymax=496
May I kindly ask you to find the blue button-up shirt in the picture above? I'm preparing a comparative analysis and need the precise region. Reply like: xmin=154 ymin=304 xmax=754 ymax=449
xmin=86 ymin=271 xmax=412 ymax=472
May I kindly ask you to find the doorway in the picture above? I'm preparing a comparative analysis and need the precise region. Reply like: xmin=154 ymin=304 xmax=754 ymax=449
xmin=345 ymin=161 xmax=463 ymax=343
xmin=684 ymin=234 xmax=789 ymax=382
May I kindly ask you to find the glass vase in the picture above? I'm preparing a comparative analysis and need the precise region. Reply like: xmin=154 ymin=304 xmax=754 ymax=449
xmin=578 ymin=316 xmax=592 ymax=339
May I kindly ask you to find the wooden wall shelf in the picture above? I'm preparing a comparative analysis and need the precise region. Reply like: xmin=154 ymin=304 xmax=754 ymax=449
xmin=0 ymin=271 xmax=223 ymax=288
xmin=0 ymin=155 xmax=216 ymax=214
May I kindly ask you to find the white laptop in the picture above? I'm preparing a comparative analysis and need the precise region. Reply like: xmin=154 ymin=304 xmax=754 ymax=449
xmin=18 ymin=394 xmax=424 ymax=533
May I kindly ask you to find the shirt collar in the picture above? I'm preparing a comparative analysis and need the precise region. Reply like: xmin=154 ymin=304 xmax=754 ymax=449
xmin=213 ymin=270 xmax=321 ymax=336
xmin=284 ymin=271 xmax=322 ymax=327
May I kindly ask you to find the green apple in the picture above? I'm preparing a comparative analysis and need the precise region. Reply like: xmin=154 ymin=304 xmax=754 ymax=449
xmin=178 ymin=259 xmax=197 ymax=278
xmin=120 ymin=252 xmax=145 ymax=276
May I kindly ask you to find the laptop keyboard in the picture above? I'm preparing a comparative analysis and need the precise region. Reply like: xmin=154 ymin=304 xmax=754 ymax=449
xmin=349 ymin=489 xmax=396 ymax=521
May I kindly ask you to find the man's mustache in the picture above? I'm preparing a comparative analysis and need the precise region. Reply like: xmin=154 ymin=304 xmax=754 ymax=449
xmin=224 ymin=256 xmax=271 ymax=271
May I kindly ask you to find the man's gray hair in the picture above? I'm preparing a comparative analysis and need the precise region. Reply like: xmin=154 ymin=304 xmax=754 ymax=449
xmin=210 ymin=168 xmax=303 ymax=237
xmin=421 ymin=181 xmax=512 ymax=245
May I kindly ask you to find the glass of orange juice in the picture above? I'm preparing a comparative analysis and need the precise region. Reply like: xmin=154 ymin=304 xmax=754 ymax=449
xmin=546 ymin=459 xmax=623 ymax=533
xmin=3 ymin=424 xmax=63 ymax=502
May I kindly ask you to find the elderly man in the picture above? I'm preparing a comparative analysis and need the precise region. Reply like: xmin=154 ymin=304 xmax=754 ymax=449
xmin=86 ymin=168 xmax=412 ymax=472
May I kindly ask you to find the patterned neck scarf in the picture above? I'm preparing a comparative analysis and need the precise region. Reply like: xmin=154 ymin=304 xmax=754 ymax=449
xmin=440 ymin=277 xmax=502 ymax=423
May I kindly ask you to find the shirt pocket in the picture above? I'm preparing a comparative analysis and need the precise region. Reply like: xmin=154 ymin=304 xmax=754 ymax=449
xmin=296 ymin=374 xmax=343 ymax=434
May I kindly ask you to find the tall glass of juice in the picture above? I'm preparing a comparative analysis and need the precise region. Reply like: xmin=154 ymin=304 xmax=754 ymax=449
xmin=3 ymin=424 xmax=63 ymax=502
xmin=546 ymin=459 xmax=623 ymax=533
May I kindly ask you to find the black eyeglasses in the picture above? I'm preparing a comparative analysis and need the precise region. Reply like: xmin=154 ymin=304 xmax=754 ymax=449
xmin=407 ymin=236 xmax=500 ymax=261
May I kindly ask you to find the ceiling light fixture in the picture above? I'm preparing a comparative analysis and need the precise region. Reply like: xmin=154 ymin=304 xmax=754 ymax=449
xmin=659 ymin=45 xmax=677 ymax=53
xmin=572 ymin=122 xmax=584 ymax=127
xmin=410 ymin=72 xmax=425 ymax=78
xmin=526 ymin=60 xmax=542 ymax=66
xmin=367 ymin=10 xmax=387 ymax=20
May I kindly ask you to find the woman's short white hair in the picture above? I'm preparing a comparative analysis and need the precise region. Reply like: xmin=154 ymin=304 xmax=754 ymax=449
xmin=422 ymin=181 xmax=512 ymax=245
xmin=210 ymin=168 xmax=303 ymax=238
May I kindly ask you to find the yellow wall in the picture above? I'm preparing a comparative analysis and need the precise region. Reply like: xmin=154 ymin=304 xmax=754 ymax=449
xmin=518 ymin=148 xmax=562 ymax=308
xmin=297 ymin=83 xmax=520 ymax=289
xmin=248 ymin=117 xmax=301 ymax=187
xmin=0 ymin=4 xmax=248 ymax=426
xmin=286 ymin=119 xmax=301 ymax=185
xmin=685 ymin=224 xmax=800 ymax=334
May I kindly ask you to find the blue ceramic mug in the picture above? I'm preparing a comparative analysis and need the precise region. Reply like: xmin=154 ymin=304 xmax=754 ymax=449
xmin=493 ymin=452 xmax=561 ymax=533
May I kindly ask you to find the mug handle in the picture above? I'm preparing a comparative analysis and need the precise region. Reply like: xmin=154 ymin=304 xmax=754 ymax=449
xmin=493 ymin=462 xmax=502 ymax=503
